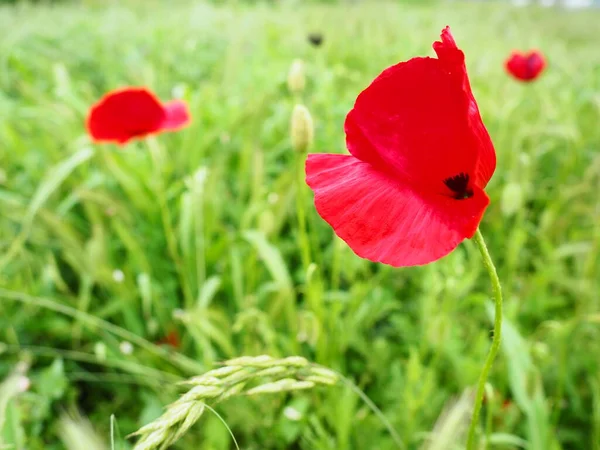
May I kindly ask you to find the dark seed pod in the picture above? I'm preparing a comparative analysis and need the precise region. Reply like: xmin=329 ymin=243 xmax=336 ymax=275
xmin=308 ymin=33 xmax=323 ymax=47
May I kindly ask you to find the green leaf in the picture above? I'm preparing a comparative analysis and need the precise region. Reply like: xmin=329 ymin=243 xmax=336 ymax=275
xmin=242 ymin=230 xmax=293 ymax=294
xmin=35 ymin=358 xmax=68 ymax=401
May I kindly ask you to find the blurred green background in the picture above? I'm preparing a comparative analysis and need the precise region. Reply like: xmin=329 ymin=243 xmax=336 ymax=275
xmin=1 ymin=0 xmax=600 ymax=449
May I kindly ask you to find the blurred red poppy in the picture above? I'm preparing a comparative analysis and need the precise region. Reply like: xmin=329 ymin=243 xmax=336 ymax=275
xmin=305 ymin=27 xmax=496 ymax=267
xmin=86 ymin=87 xmax=190 ymax=145
xmin=156 ymin=329 xmax=181 ymax=348
xmin=505 ymin=50 xmax=546 ymax=82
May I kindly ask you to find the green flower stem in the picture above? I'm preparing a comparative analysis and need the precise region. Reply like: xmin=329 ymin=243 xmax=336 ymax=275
xmin=295 ymin=152 xmax=312 ymax=273
xmin=146 ymin=138 xmax=194 ymax=308
xmin=466 ymin=228 xmax=503 ymax=450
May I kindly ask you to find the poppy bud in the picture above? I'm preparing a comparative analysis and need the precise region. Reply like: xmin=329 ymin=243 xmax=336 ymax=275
xmin=291 ymin=104 xmax=314 ymax=153
xmin=308 ymin=32 xmax=324 ymax=47
xmin=501 ymin=182 xmax=524 ymax=217
xmin=287 ymin=59 xmax=306 ymax=95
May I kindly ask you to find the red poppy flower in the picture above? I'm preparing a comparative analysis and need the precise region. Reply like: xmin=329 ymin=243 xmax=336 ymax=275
xmin=305 ymin=27 xmax=496 ymax=267
xmin=505 ymin=50 xmax=546 ymax=82
xmin=86 ymin=87 xmax=190 ymax=145
xmin=156 ymin=329 xmax=181 ymax=348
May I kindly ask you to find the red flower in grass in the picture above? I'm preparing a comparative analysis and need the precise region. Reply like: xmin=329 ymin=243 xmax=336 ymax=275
xmin=156 ymin=329 xmax=181 ymax=349
xmin=505 ymin=50 xmax=546 ymax=82
xmin=86 ymin=87 xmax=190 ymax=145
xmin=305 ymin=27 xmax=496 ymax=267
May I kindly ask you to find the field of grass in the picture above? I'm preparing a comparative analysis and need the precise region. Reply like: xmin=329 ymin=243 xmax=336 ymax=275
xmin=1 ymin=1 xmax=600 ymax=449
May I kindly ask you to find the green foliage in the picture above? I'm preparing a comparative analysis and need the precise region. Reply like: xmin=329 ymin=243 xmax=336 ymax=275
xmin=0 ymin=0 xmax=68 ymax=4
xmin=1 ymin=1 xmax=599 ymax=449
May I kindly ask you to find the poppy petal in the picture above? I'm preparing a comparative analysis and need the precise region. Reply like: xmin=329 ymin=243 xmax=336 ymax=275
xmin=345 ymin=57 xmax=475 ymax=191
xmin=345 ymin=28 xmax=495 ymax=195
xmin=306 ymin=153 xmax=490 ymax=267
xmin=87 ymin=88 xmax=165 ymax=144
xmin=527 ymin=52 xmax=546 ymax=78
xmin=507 ymin=54 xmax=522 ymax=78
xmin=160 ymin=100 xmax=191 ymax=131
xmin=433 ymin=27 xmax=496 ymax=188
xmin=432 ymin=26 xmax=465 ymax=69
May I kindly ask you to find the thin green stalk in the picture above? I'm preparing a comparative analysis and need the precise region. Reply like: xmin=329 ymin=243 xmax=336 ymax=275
xmin=295 ymin=152 xmax=312 ymax=273
xmin=110 ymin=415 xmax=116 ymax=450
xmin=549 ymin=320 xmax=572 ymax=430
xmin=334 ymin=370 xmax=404 ymax=450
xmin=0 ymin=288 xmax=204 ymax=374
xmin=330 ymin=235 xmax=342 ymax=291
xmin=192 ymin=172 xmax=207 ymax=291
xmin=146 ymin=138 xmax=194 ymax=308
xmin=2 ymin=344 xmax=181 ymax=383
xmin=483 ymin=384 xmax=495 ymax=450
xmin=203 ymin=404 xmax=241 ymax=450
xmin=73 ymin=274 xmax=93 ymax=346
xmin=466 ymin=228 xmax=503 ymax=450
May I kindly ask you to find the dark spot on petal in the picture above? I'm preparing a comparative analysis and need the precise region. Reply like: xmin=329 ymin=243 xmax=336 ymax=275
xmin=444 ymin=172 xmax=473 ymax=200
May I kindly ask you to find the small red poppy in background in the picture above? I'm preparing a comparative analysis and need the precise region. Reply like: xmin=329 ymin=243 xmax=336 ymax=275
xmin=505 ymin=50 xmax=546 ymax=82
xmin=156 ymin=329 xmax=181 ymax=348
xmin=86 ymin=87 xmax=190 ymax=145
xmin=306 ymin=27 xmax=496 ymax=267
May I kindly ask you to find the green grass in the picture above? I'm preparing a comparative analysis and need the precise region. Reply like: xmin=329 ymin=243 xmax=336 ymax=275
xmin=1 ymin=0 xmax=600 ymax=449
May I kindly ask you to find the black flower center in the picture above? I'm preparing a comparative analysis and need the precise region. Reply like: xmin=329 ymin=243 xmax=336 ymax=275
xmin=444 ymin=172 xmax=473 ymax=200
